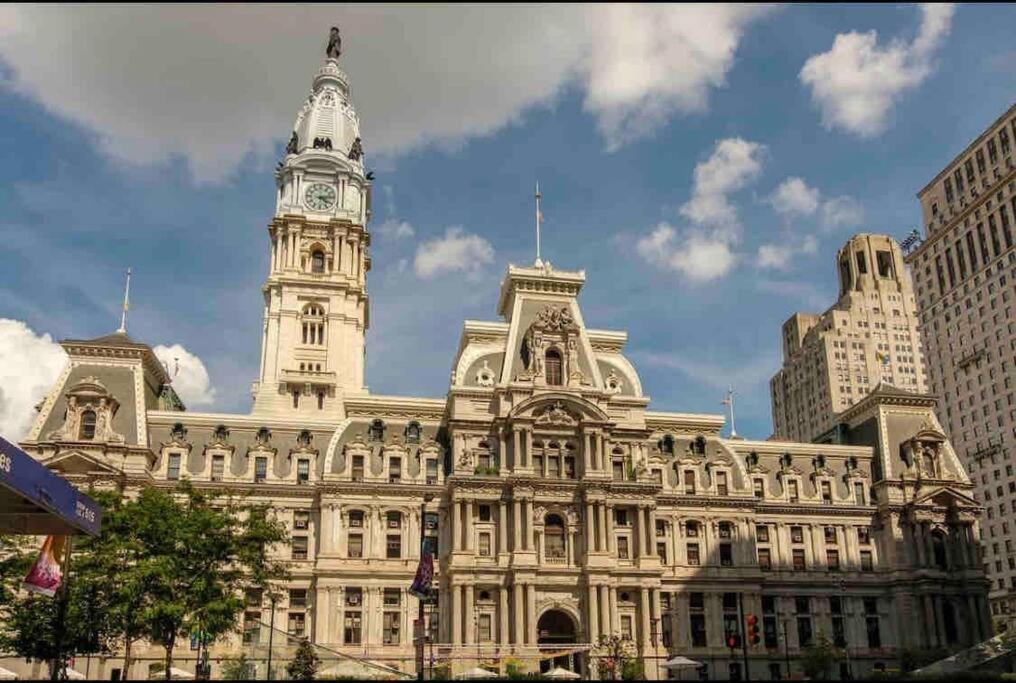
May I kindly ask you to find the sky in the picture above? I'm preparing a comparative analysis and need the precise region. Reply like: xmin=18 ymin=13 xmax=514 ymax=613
xmin=0 ymin=4 xmax=1014 ymax=441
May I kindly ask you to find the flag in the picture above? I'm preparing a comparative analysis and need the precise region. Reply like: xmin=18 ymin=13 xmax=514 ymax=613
xmin=409 ymin=537 xmax=434 ymax=600
xmin=23 ymin=535 xmax=67 ymax=597
xmin=876 ymin=351 xmax=890 ymax=366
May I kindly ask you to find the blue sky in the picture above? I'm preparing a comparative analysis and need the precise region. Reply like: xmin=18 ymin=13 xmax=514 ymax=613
xmin=0 ymin=4 xmax=1014 ymax=440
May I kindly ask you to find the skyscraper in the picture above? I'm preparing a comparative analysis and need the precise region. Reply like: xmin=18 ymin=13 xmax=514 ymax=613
xmin=905 ymin=103 xmax=1016 ymax=621
xmin=771 ymin=234 xmax=928 ymax=443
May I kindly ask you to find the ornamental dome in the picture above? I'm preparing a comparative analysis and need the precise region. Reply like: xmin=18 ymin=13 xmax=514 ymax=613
xmin=288 ymin=57 xmax=363 ymax=168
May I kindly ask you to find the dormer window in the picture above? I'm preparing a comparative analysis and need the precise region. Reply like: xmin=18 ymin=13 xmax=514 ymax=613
xmin=405 ymin=421 xmax=421 ymax=444
xmin=545 ymin=349 xmax=563 ymax=386
xmin=79 ymin=409 xmax=97 ymax=440
xmin=368 ymin=419 xmax=385 ymax=442
xmin=660 ymin=435 xmax=675 ymax=455
xmin=693 ymin=436 xmax=706 ymax=455
xmin=311 ymin=249 xmax=326 ymax=273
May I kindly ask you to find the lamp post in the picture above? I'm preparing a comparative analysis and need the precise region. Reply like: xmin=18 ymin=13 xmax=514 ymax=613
xmin=650 ymin=617 xmax=661 ymax=681
xmin=780 ymin=615 xmax=791 ymax=680
xmin=417 ymin=493 xmax=435 ymax=681
xmin=265 ymin=594 xmax=277 ymax=681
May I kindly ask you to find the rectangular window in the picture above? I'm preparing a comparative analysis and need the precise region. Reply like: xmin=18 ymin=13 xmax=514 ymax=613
xmin=719 ymin=522 xmax=732 ymax=539
xmin=351 ymin=455 xmax=364 ymax=482
xmin=790 ymin=526 xmax=804 ymax=544
xmin=478 ymin=614 xmax=492 ymax=643
xmin=615 ymin=509 xmax=630 ymax=526
xmin=753 ymin=479 xmax=765 ymax=498
xmin=720 ymin=543 xmax=733 ymax=566
xmin=827 ymin=549 xmax=840 ymax=571
xmin=792 ymin=548 xmax=806 ymax=570
xmin=389 ymin=457 xmax=401 ymax=483
xmin=716 ymin=471 xmax=728 ymax=496
xmin=288 ymin=612 xmax=306 ymax=637
xmin=876 ymin=250 xmax=893 ymax=278
xmin=348 ymin=533 xmax=363 ymax=558
xmin=548 ymin=456 xmax=560 ymax=478
xmin=564 ymin=456 xmax=576 ymax=479
xmin=167 ymin=454 xmax=181 ymax=481
xmin=853 ymin=482 xmax=865 ymax=505
xmin=294 ymin=510 xmax=310 ymax=530
xmin=758 ymin=547 xmax=772 ymax=571
xmin=788 ymin=480 xmax=799 ymax=502
xmin=479 ymin=532 xmax=491 ymax=557
xmin=756 ymin=525 xmax=769 ymax=542
xmin=211 ymin=454 xmax=225 ymax=482
xmin=686 ymin=520 xmax=699 ymax=537
xmin=478 ymin=505 xmax=491 ymax=522
xmin=386 ymin=534 xmax=402 ymax=559
xmin=612 ymin=460 xmax=624 ymax=481
xmin=289 ymin=588 xmax=308 ymax=608
xmin=254 ymin=456 xmax=267 ymax=483
xmin=860 ymin=550 xmax=873 ymax=571
xmin=821 ymin=480 xmax=833 ymax=504
xmin=383 ymin=611 xmax=400 ymax=645
xmin=857 ymin=526 xmax=871 ymax=545
xmin=617 ymin=537 xmax=630 ymax=560
xmin=797 ymin=616 xmax=813 ymax=648
xmin=243 ymin=612 xmax=261 ymax=644
xmin=384 ymin=587 xmax=401 ymax=607
xmin=297 ymin=458 xmax=310 ymax=484
xmin=684 ymin=470 xmax=697 ymax=494
xmin=657 ymin=542 xmax=667 ymax=563
xmin=687 ymin=543 xmax=700 ymax=566
xmin=690 ymin=614 xmax=707 ymax=647
xmin=426 ymin=459 xmax=438 ymax=484
xmin=344 ymin=611 xmax=362 ymax=644
xmin=824 ymin=526 xmax=837 ymax=544
xmin=292 ymin=535 xmax=308 ymax=560
xmin=621 ymin=615 xmax=633 ymax=640
xmin=855 ymin=250 xmax=868 ymax=274
xmin=763 ymin=616 xmax=778 ymax=649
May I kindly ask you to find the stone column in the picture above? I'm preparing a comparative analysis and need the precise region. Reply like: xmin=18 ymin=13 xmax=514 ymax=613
xmin=320 ymin=504 xmax=333 ymax=554
xmin=599 ymin=585 xmax=611 ymax=641
xmin=609 ymin=587 xmax=619 ymax=635
xmin=465 ymin=584 xmax=475 ymax=645
xmin=636 ymin=506 xmax=647 ymax=558
xmin=525 ymin=430 xmax=533 ymax=469
xmin=452 ymin=584 xmax=462 ymax=646
xmin=584 ymin=432 xmax=593 ymax=474
xmin=527 ymin=584 xmax=537 ymax=645
xmin=606 ymin=505 xmax=616 ymax=556
xmin=500 ymin=587 xmax=510 ymax=644
xmin=588 ymin=584 xmax=600 ymax=645
xmin=934 ymin=596 xmax=947 ymax=649
xmin=513 ymin=500 xmax=522 ymax=551
xmin=967 ymin=594 xmax=982 ymax=643
xmin=513 ymin=428 xmax=522 ymax=471
xmin=452 ymin=500 xmax=462 ymax=552
xmin=514 ymin=583 xmax=526 ymax=645
xmin=923 ymin=594 xmax=938 ymax=647
xmin=499 ymin=502 xmax=509 ymax=554
xmin=586 ymin=502 xmax=598 ymax=553
xmin=648 ymin=508 xmax=658 ymax=557
xmin=651 ymin=588 xmax=661 ymax=649
xmin=640 ymin=588 xmax=652 ymax=651
xmin=464 ymin=501 xmax=474 ymax=552
xmin=525 ymin=499 xmax=534 ymax=551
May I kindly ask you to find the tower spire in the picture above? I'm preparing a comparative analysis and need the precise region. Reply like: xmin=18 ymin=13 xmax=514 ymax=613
xmin=116 ymin=267 xmax=132 ymax=334
xmin=534 ymin=182 xmax=543 ymax=267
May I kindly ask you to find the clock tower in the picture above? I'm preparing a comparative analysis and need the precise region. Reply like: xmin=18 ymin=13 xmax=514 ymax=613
xmin=252 ymin=29 xmax=371 ymax=417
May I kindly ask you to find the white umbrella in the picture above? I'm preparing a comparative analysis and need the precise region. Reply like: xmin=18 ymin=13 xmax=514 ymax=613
xmin=543 ymin=666 xmax=581 ymax=680
xmin=0 ymin=666 xmax=18 ymax=680
xmin=662 ymin=656 xmax=702 ymax=669
xmin=319 ymin=660 xmax=401 ymax=680
xmin=146 ymin=668 xmax=194 ymax=680
xmin=456 ymin=666 xmax=498 ymax=679
xmin=64 ymin=669 xmax=86 ymax=681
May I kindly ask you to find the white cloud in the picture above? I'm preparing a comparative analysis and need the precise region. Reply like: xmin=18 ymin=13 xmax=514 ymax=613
xmin=680 ymin=137 xmax=765 ymax=234
xmin=0 ymin=5 xmax=769 ymax=183
xmin=767 ymin=177 xmax=820 ymax=217
xmin=153 ymin=343 xmax=216 ymax=407
xmin=377 ymin=218 xmax=414 ymax=240
xmin=638 ymin=348 xmax=780 ymax=393
xmin=757 ymin=235 xmax=818 ymax=270
xmin=800 ymin=4 xmax=955 ymax=137
xmin=414 ymin=227 xmax=494 ymax=279
xmin=636 ymin=224 xmax=737 ymax=283
xmin=821 ymin=195 xmax=865 ymax=229
xmin=0 ymin=319 xmax=67 ymax=440
xmin=582 ymin=4 xmax=772 ymax=150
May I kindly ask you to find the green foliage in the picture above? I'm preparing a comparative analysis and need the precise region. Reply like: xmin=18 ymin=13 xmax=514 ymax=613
xmin=899 ymin=645 xmax=951 ymax=672
xmin=596 ymin=634 xmax=637 ymax=680
xmin=0 ymin=535 xmax=32 ymax=618
xmin=219 ymin=653 xmax=253 ymax=680
xmin=801 ymin=632 xmax=842 ymax=680
xmin=286 ymin=638 xmax=321 ymax=680
xmin=432 ymin=664 xmax=451 ymax=680
xmin=473 ymin=466 xmax=500 ymax=476
xmin=621 ymin=659 xmax=645 ymax=681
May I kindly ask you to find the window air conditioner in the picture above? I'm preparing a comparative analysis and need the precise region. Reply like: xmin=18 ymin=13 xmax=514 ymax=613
xmin=349 ymin=595 xmax=361 ymax=605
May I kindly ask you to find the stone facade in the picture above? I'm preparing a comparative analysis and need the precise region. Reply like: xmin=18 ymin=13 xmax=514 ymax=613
xmin=5 ymin=38 xmax=992 ymax=682
xmin=771 ymin=234 xmax=928 ymax=443
xmin=905 ymin=103 xmax=1016 ymax=624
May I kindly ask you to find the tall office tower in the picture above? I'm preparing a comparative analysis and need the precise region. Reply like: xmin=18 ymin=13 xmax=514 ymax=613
xmin=771 ymin=233 xmax=928 ymax=443
xmin=905 ymin=103 xmax=1016 ymax=622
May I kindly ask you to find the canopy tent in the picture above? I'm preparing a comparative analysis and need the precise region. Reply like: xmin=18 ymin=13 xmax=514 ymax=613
xmin=146 ymin=667 xmax=195 ymax=680
xmin=0 ymin=436 xmax=102 ymax=536
xmin=63 ymin=669 xmax=86 ymax=681
xmin=662 ymin=656 xmax=703 ymax=669
xmin=543 ymin=666 xmax=581 ymax=679
xmin=455 ymin=667 xmax=498 ymax=679
xmin=318 ymin=659 xmax=405 ymax=680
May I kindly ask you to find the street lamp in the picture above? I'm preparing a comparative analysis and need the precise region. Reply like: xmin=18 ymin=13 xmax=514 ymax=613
xmin=650 ymin=617 xmax=661 ymax=680
xmin=780 ymin=615 xmax=791 ymax=680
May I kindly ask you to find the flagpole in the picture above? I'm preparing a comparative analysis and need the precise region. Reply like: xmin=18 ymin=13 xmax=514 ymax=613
xmin=535 ymin=183 xmax=543 ymax=267
xmin=117 ymin=267 xmax=132 ymax=334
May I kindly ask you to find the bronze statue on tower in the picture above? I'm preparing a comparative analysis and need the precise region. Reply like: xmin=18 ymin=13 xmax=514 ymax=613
xmin=326 ymin=26 xmax=342 ymax=59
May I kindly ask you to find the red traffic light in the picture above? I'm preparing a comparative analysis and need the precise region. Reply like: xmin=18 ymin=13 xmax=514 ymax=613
xmin=727 ymin=635 xmax=738 ymax=649
xmin=746 ymin=613 xmax=761 ymax=646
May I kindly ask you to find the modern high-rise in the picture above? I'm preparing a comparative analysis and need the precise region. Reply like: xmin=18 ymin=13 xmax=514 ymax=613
xmin=771 ymin=234 xmax=928 ymax=443
xmin=904 ymin=103 xmax=1016 ymax=623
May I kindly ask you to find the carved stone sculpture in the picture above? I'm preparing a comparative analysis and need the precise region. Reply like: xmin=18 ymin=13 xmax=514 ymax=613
xmin=326 ymin=26 xmax=342 ymax=59
xmin=348 ymin=137 xmax=363 ymax=161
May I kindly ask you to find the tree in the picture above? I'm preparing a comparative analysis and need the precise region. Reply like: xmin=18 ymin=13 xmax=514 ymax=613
xmin=595 ymin=634 xmax=637 ymax=680
xmin=220 ymin=653 xmax=253 ymax=680
xmin=801 ymin=633 xmax=842 ymax=680
xmin=286 ymin=638 xmax=321 ymax=680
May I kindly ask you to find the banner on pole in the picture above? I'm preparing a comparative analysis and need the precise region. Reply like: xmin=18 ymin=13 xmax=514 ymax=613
xmin=23 ymin=534 xmax=67 ymax=597
xmin=409 ymin=538 xmax=434 ymax=599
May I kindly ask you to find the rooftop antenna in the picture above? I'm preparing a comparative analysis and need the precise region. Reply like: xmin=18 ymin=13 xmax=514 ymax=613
xmin=116 ymin=267 xmax=132 ymax=334
xmin=721 ymin=386 xmax=739 ymax=439
xmin=534 ymin=182 xmax=543 ymax=268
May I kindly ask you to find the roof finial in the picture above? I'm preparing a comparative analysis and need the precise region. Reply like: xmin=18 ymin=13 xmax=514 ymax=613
xmin=116 ymin=267 xmax=132 ymax=334
xmin=721 ymin=386 xmax=739 ymax=439
xmin=534 ymin=182 xmax=543 ymax=268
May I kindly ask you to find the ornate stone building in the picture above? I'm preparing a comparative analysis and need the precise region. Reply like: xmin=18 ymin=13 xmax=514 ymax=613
xmin=8 ymin=32 xmax=991 ymax=681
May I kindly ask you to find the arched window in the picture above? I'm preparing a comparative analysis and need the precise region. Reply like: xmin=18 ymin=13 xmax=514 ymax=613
xmin=405 ymin=421 xmax=422 ymax=444
xmin=660 ymin=434 xmax=675 ymax=455
xmin=693 ymin=436 xmax=706 ymax=455
xmin=545 ymin=349 xmax=563 ymax=386
xmin=301 ymin=303 xmax=326 ymax=346
xmin=368 ymin=419 xmax=386 ymax=442
xmin=545 ymin=514 xmax=566 ymax=561
xmin=79 ymin=409 xmax=97 ymax=440
xmin=931 ymin=530 xmax=948 ymax=570
xmin=311 ymin=249 xmax=326 ymax=273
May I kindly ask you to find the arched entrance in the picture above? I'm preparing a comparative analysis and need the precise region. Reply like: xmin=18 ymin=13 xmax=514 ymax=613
xmin=537 ymin=609 xmax=581 ymax=674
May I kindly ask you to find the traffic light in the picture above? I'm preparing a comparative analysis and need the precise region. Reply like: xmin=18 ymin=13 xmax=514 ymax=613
xmin=746 ymin=613 xmax=760 ymax=646
xmin=725 ymin=632 xmax=740 ymax=649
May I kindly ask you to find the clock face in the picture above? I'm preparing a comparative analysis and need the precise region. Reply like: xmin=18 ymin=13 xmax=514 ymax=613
xmin=304 ymin=183 xmax=336 ymax=211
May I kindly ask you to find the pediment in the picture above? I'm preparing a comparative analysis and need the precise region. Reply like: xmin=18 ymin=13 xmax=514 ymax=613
xmin=510 ymin=392 xmax=610 ymax=424
xmin=911 ymin=486 xmax=979 ymax=509
xmin=44 ymin=450 xmax=123 ymax=476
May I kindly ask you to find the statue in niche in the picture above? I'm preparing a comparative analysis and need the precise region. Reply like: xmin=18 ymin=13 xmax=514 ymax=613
xmin=920 ymin=443 xmax=940 ymax=478
xmin=326 ymin=26 xmax=342 ymax=59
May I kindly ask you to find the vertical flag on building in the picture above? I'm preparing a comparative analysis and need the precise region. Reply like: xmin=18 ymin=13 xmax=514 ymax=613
xmin=409 ymin=536 xmax=434 ymax=600
xmin=23 ymin=535 xmax=67 ymax=597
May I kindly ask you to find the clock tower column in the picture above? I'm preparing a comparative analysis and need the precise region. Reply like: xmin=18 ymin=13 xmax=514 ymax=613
xmin=252 ymin=34 xmax=371 ymax=418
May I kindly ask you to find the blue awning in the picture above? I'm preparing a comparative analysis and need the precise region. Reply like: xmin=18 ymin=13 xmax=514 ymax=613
xmin=0 ymin=436 xmax=102 ymax=536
